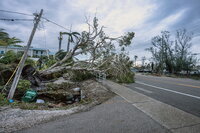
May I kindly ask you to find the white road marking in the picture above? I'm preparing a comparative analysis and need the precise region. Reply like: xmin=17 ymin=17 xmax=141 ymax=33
xmin=135 ymin=87 xmax=152 ymax=94
xmin=136 ymin=81 xmax=200 ymax=100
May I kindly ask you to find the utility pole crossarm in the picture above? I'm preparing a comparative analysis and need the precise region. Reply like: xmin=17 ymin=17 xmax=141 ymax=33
xmin=7 ymin=9 xmax=43 ymax=100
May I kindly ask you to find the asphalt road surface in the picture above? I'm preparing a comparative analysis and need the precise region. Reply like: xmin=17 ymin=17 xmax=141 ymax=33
xmin=127 ymin=74 xmax=200 ymax=117
xmin=18 ymin=96 xmax=170 ymax=133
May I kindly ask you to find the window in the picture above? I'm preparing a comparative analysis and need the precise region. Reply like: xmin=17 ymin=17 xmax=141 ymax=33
xmin=36 ymin=51 xmax=38 ymax=54
xmin=41 ymin=51 xmax=43 ymax=54
xmin=0 ymin=51 xmax=4 ymax=54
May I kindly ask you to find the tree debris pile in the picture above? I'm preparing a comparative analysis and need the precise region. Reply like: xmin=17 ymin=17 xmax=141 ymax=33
xmin=35 ymin=79 xmax=114 ymax=109
xmin=0 ymin=79 xmax=114 ymax=110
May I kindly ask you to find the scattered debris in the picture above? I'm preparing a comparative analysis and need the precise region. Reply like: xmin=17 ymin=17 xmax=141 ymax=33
xmin=0 ymin=79 xmax=115 ymax=132
xmin=72 ymin=87 xmax=81 ymax=92
xmin=9 ymin=99 xmax=14 ymax=103
xmin=36 ymin=99 xmax=45 ymax=104
xmin=22 ymin=90 xmax=37 ymax=103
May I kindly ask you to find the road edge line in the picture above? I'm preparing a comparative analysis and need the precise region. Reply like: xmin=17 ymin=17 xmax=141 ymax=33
xmin=102 ymin=80 xmax=200 ymax=133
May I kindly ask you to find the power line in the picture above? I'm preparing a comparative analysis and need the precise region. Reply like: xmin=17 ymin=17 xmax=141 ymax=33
xmin=0 ymin=9 xmax=72 ymax=32
xmin=0 ymin=9 xmax=72 ymax=31
xmin=41 ymin=20 xmax=47 ymax=50
xmin=42 ymin=17 xmax=70 ymax=31
xmin=0 ymin=18 xmax=33 ymax=21
xmin=0 ymin=9 xmax=33 ymax=16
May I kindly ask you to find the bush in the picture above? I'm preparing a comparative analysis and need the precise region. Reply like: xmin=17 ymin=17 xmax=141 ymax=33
xmin=17 ymin=80 xmax=31 ymax=93
xmin=117 ymin=72 xmax=135 ymax=83
xmin=0 ymin=50 xmax=36 ymax=66
xmin=0 ymin=93 xmax=9 ymax=106
xmin=0 ymin=50 xmax=18 ymax=64
xmin=107 ymin=68 xmax=135 ymax=83
xmin=25 ymin=58 xmax=36 ymax=67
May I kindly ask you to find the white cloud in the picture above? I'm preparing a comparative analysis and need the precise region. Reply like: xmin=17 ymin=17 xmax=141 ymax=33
xmin=71 ymin=0 xmax=156 ymax=36
xmin=0 ymin=0 xmax=199 ymax=59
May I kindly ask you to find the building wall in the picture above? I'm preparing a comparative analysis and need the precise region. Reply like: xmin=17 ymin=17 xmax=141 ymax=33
xmin=0 ymin=47 xmax=33 ymax=56
xmin=0 ymin=47 xmax=5 ymax=54
xmin=33 ymin=50 xmax=49 ymax=57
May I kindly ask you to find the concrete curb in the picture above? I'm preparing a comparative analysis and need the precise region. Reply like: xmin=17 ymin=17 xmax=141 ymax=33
xmin=102 ymin=80 xmax=200 ymax=133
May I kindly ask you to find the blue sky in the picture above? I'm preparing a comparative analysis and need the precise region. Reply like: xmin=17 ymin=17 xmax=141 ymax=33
xmin=0 ymin=0 xmax=200 ymax=62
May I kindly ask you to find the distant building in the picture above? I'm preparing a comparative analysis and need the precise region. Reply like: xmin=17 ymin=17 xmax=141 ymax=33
xmin=0 ymin=45 xmax=50 ymax=57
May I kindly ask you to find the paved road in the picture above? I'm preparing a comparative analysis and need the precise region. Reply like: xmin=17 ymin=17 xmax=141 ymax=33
xmin=18 ymin=96 xmax=170 ymax=133
xmin=127 ymin=74 xmax=200 ymax=117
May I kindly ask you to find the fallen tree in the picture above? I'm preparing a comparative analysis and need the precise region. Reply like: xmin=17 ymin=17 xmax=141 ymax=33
xmin=0 ymin=17 xmax=135 ymax=108
xmin=40 ymin=17 xmax=135 ymax=83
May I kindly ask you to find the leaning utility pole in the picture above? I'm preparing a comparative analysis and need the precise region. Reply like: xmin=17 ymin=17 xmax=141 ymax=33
xmin=7 ymin=9 xmax=43 ymax=100
xmin=58 ymin=32 xmax=62 ymax=51
xmin=67 ymin=24 xmax=72 ymax=53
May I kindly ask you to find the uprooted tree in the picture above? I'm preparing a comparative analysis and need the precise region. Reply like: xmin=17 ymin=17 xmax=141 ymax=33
xmin=40 ymin=17 xmax=135 ymax=83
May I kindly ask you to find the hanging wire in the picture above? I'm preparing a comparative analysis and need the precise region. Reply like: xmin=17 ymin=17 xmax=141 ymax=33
xmin=41 ymin=20 xmax=47 ymax=50
xmin=0 ymin=9 xmax=71 ymax=31
xmin=0 ymin=9 xmax=33 ymax=16
xmin=0 ymin=18 xmax=34 ymax=21
xmin=42 ymin=17 xmax=70 ymax=31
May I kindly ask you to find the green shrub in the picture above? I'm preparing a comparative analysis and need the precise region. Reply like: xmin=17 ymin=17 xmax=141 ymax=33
xmin=118 ymin=72 xmax=135 ymax=83
xmin=17 ymin=80 xmax=31 ymax=93
xmin=0 ymin=50 xmax=18 ymax=64
xmin=107 ymin=69 xmax=135 ymax=83
xmin=25 ymin=58 xmax=36 ymax=67
xmin=0 ymin=93 xmax=9 ymax=106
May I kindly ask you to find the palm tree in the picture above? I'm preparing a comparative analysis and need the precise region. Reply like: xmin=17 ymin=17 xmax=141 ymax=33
xmin=6 ymin=37 xmax=22 ymax=45
xmin=62 ymin=31 xmax=80 ymax=53
xmin=0 ymin=29 xmax=22 ymax=46
xmin=0 ymin=28 xmax=9 ymax=46
xmin=58 ymin=24 xmax=80 ymax=52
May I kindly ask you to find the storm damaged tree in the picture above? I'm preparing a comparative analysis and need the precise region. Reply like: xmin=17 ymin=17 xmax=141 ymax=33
xmin=146 ymin=31 xmax=173 ymax=74
xmin=40 ymin=17 xmax=135 ymax=82
xmin=147 ymin=29 xmax=196 ymax=74
xmin=174 ymin=29 xmax=196 ymax=73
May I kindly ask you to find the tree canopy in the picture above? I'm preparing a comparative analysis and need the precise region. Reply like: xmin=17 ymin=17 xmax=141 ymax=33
xmin=147 ymin=29 xmax=197 ymax=74
xmin=0 ymin=28 xmax=22 ymax=46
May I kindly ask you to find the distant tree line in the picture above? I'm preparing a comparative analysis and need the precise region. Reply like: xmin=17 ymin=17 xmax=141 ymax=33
xmin=147 ymin=29 xmax=197 ymax=74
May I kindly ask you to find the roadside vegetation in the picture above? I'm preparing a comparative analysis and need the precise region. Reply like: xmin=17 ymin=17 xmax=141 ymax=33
xmin=143 ymin=29 xmax=200 ymax=78
xmin=0 ymin=17 xmax=135 ymax=109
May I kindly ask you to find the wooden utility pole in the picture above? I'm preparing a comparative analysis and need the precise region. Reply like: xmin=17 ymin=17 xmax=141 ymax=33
xmin=67 ymin=24 xmax=72 ymax=53
xmin=58 ymin=32 xmax=62 ymax=51
xmin=7 ymin=9 xmax=43 ymax=100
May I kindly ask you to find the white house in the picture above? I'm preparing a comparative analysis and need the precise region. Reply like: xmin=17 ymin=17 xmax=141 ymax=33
xmin=0 ymin=45 xmax=50 ymax=57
